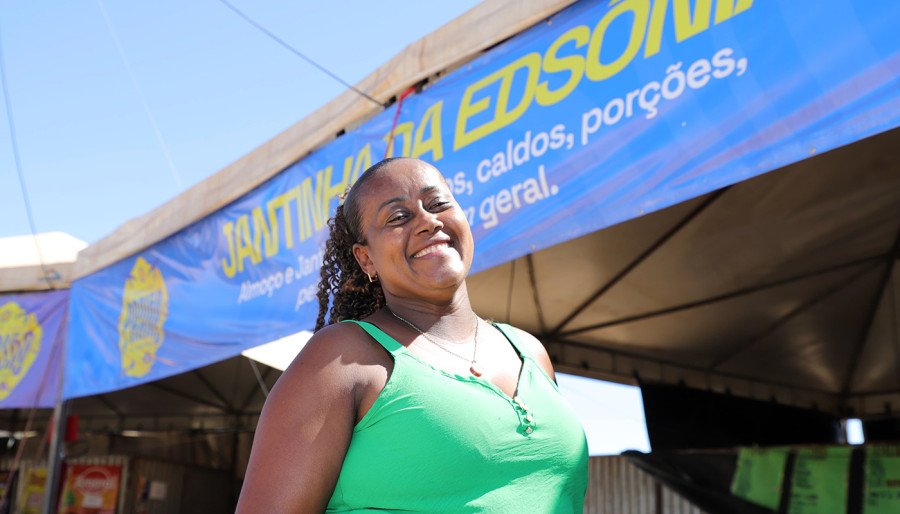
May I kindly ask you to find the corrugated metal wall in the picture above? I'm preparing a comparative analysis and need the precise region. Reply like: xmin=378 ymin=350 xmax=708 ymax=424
xmin=584 ymin=456 xmax=706 ymax=514
xmin=3 ymin=453 xmax=704 ymax=513
xmin=117 ymin=457 xmax=232 ymax=514
xmin=122 ymin=458 xmax=184 ymax=514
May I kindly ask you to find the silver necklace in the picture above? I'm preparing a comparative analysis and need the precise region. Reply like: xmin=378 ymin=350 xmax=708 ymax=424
xmin=389 ymin=309 xmax=483 ymax=377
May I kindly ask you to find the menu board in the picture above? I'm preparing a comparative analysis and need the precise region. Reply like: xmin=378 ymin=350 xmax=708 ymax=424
xmin=865 ymin=446 xmax=900 ymax=514
xmin=788 ymin=446 xmax=851 ymax=514
xmin=58 ymin=464 xmax=122 ymax=514
xmin=17 ymin=467 xmax=47 ymax=514
xmin=731 ymin=447 xmax=789 ymax=510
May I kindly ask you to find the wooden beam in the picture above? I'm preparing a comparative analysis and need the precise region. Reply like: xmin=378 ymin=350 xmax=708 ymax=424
xmin=0 ymin=232 xmax=86 ymax=291
xmin=0 ymin=262 xmax=73 ymax=291
xmin=73 ymin=0 xmax=577 ymax=279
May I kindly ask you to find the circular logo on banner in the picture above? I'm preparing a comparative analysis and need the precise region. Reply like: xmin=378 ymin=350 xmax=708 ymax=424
xmin=117 ymin=257 xmax=168 ymax=377
xmin=0 ymin=301 xmax=43 ymax=400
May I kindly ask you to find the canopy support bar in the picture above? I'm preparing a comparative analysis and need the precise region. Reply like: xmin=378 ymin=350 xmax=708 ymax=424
xmin=549 ymin=190 xmax=727 ymax=336
xmin=841 ymin=227 xmax=900 ymax=398
xmin=847 ymin=386 xmax=900 ymax=398
xmin=248 ymin=358 xmax=270 ymax=400
xmin=240 ymin=361 xmax=274 ymax=411
xmin=558 ymin=254 xmax=884 ymax=337
xmin=95 ymin=394 xmax=124 ymax=419
xmin=77 ymin=412 xmax=263 ymax=426
xmin=548 ymin=336 xmax=837 ymax=398
xmin=891 ymin=265 xmax=900 ymax=391
xmin=192 ymin=369 xmax=236 ymax=411
xmin=707 ymin=262 xmax=877 ymax=370
xmin=146 ymin=382 xmax=231 ymax=412
xmin=526 ymin=254 xmax=548 ymax=334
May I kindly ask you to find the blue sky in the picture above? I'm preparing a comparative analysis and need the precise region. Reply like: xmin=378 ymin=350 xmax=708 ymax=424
xmin=557 ymin=373 xmax=651 ymax=455
xmin=0 ymin=0 xmax=483 ymax=243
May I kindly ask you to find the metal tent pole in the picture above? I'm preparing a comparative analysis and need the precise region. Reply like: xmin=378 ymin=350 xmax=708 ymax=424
xmin=43 ymin=314 xmax=71 ymax=514
xmin=42 ymin=399 xmax=68 ymax=514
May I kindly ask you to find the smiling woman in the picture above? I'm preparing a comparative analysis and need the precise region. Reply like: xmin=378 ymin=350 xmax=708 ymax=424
xmin=236 ymin=158 xmax=588 ymax=513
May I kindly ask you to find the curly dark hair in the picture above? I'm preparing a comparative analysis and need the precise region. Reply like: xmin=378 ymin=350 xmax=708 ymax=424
xmin=314 ymin=157 xmax=408 ymax=331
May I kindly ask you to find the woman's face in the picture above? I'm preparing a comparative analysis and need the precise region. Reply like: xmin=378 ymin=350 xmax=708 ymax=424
xmin=352 ymin=159 xmax=474 ymax=301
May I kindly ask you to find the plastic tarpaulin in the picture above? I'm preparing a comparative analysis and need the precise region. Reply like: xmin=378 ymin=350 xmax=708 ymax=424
xmin=0 ymin=290 xmax=66 ymax=408
xmin=65 ymin=0 xmax=900 ymax=398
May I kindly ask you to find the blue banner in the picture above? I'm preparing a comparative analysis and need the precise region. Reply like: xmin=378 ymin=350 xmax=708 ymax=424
xmin=0 ymin=290 xmax=66 ymax=408
xmin=65 ymin=0 xmax=900 ymax=398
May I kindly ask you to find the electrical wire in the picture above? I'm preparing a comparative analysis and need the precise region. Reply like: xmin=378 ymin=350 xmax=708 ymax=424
xmin=96 ymin=0 xmax=185 ymax=191
xmin=0 ymin=20 xmax=57 ymax=290
xmin=217 ymin=0 xmax=382 ymax=107
xmin=385 ymin=86 xmax=416 ymax=158
xmin=0 ymin=20 xmax=68 ymax=500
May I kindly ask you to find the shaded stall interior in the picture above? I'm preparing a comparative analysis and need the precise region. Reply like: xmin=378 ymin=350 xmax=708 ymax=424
xmin=0 ymin=355 xmax=276 ymax=514
xmin=468 ymin=127 xmax=900 ymax=447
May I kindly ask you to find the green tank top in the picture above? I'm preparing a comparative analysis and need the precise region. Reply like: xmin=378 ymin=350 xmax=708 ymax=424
xmin=326 ymin=320 xmax=588 ymax=513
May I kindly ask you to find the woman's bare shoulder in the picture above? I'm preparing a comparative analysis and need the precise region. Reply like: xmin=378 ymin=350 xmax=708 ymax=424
xmin=285 ymin=321 xmax=384 ymax=372
xmin=263 ymin=322 xmax=374 ymax=413
xmin=236 ymin=321 xmax=386 ymax=512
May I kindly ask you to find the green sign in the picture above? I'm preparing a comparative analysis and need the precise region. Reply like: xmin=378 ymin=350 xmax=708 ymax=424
xmin=788 ymin=446 xmax=851 ymax=514
xmin=865 ymin=445 xmax=900 ymax=514
xmin=732 ymin=447 xmax=789 ymax=510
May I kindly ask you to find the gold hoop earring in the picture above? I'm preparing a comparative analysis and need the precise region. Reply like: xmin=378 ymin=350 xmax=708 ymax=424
xmin=367 ymin=273 xmax=377 ymax=283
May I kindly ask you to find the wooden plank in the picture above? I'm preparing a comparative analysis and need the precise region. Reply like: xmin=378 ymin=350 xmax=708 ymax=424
xmin=0 ymin=233 xmax=85 ymax=291
xmin=73 ymin=0 xmax=577 ymax=279
xmin=0 ymin=262 xmax=75 ymax=291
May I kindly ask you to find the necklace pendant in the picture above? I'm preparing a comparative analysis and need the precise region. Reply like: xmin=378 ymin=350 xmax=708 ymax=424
xmin=469 ymin=363 xmax=483 ymax=377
